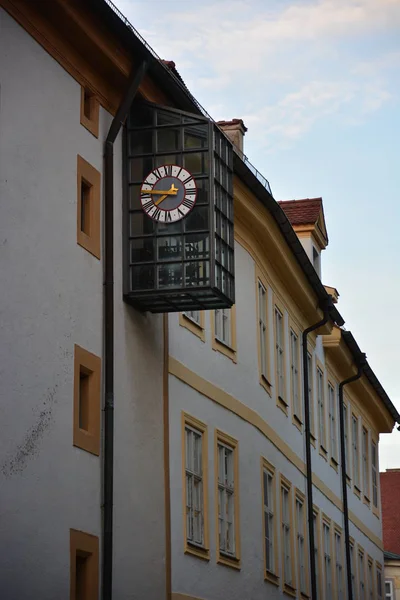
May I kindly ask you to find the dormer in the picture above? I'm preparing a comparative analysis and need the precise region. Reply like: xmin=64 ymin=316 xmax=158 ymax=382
xmin=278 ymin=197 xmax=328 ymax=278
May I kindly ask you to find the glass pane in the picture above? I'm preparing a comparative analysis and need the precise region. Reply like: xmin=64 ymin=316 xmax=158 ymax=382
xmin=129 ymin=129 xmax=153 ymax=155
xmin=129 ymin=184 xmax=142 ymax=210
xmin=158 ymin=263 xmax=183 ymax=288
xmin=129 ymin=156 xmax=153 ymax=183
xmin=154 ymin=154 xmax=179 ymax=168
xmin=184 ymin=206 xmax=209 ymax=232
xmin=131 ymin=265 xmax=155 ymax=290
xmin=157 ymin=127 xmax=182 ymax=153
xmin=196 ymin=179 xmax=209 ymax=205
xmin=130 ymin=212 xmax=154 ymax=237
xmin=130 ymin=238 xmax=154 ymax=263
xmin=157 ymin=236 xmax=183 ymax=261
xmin=129 ymin=103 xmax=154 ymax=127
xmin=157 ymin=109 xmax=181 ymax=126
xmin=184 ymin=151 xmax=208 ymax=175
xmin=185 ymin=233 xmax=210 ymax=259
xmin=157 ymin=219 xmax=183 ymax=235
xmin=185 ymin=261 xmax=210 ymax=287
xmin=184 ymin=124 xmax=208 ymax=149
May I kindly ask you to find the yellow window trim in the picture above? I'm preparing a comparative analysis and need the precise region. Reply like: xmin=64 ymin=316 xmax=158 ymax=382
xmin=181 ymin=412 xmax=210 ymax=561
xmin=73 ymin=344 xmax=101 ymax=456
xmin=289 ymin=320 xmax=303 ymax=430
xmin=215 ymin=429 xmax=241 ymax=569
xmin=316 ymin=359 xmax=327 ymax=453
xmin=313 ymin=506 xmax=323 ymax=600
xmin=333 ymin=522 xmax=345 ymax=600
xmin=362 ymin=424 xmax=371 ymax=502
xmin=274 ymin=297 xmax=287 ymax=413
xmin=371 ymin=435 xmax=380 ymax=518
xmin=295 ymin=488 xmax=309 ymax=598
xmin=357 ymin=544 xmax=366 ymax=597
xmin=169 ymin=357 xmax=384 ymax=550
xmin=77 ymin=155 xmax=101 ymax=260
xmin=179 ymin=312 xmax=206 ymax=342
xmin=307 ymin=345 xmax=316 ymax=441
xmin=261 ymin=457 xmax=279 ymax=584
xmin=70 ymin=529 xmax=99 ymax=600
xmin=80 ymin=86 xmax=99 ymax=138
xmin=327 ymin=377 xmax=339 ymax=463
xmin=210 ymin=305 xmax=237 ymax=363
xmin=255 ymin=268 xmax=272 ymax=395
xmin=280 ymin=474 xmax=296 ymax=595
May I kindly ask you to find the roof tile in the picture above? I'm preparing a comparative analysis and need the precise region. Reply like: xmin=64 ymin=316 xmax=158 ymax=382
xmin=278 ymin=198 xmax=322 ymax=226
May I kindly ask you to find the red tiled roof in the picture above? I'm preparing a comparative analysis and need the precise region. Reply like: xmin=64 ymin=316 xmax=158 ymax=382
xmin=381 ymin=470 xmax=400 ymax=554
xmin=217 ymin=119 xmax=248 ymax=132
xmin=278 ymin=198 xmax=322 ymax=226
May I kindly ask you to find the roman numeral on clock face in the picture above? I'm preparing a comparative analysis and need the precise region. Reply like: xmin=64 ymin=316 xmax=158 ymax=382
xmin=142 ymin=199 xmax=154 ymax=212
xmin=182 ymin=197 xmax=195 ymax=209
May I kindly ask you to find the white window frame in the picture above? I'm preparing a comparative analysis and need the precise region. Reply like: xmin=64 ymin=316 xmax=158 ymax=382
xmin=185 ymin=423 xmax=205 ymax=548
xmin=368 ymin=559 xmax=373 ymax=600
xmin=362 ymin=426 xmax=369 ymax=498
xmin=323 ymin=521 xmax=332 ymax=600
xmin=215 ymin=308 xmax=231 ymax=348
xmin=359 ymin=550 xmax=365 ymax=600
xmin=317 ymin=367 xmax=326 ymax=448
xmin=290 ymin=329 xmax=301 ymax=420
xmin=263 ymin=466 xmax=276 ymax=575
xmin=258 ymin=281 xmax=268 ymax=380
xmin=352 ymin=415 xmax=360 ymax=488
xmin=296 ymin=496 xmax=306 ymax=594
xmin=184 ymin=309 xmax=201 ymax=324
xmin=275 ymin=307 xmax=285 ymax=400
xmin=328 ymin=382 xmax=338 ymax=461
xmin=281 ymin=482 xmax=293 ymax=588
xmin=335 ymin=530 xmax=344 ymax=600
xmin=385 ymin=580 xmax=394 ymax=600
xmin=217 ymin=441 xmax=236 ymax=557
xmin=372 ymin=440 xmax=378 ymax=508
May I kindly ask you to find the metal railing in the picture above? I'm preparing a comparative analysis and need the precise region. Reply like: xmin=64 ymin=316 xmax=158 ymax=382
xmin=104 ymin=0 xmax=273 ymax=198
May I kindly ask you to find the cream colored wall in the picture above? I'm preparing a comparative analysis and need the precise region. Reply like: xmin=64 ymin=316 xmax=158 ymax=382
xmin=385 ymin=562 xmax=400 ymax=600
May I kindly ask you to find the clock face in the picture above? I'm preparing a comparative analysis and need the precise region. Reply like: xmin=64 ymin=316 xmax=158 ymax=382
xmin=140 ymin=165 xmax=197 ymax=223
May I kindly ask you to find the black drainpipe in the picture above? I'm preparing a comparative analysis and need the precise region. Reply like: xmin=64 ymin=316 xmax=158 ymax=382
xmin=103 ymin=59 xmax=148 ymax=600
xmin=302 ymin=300 xmax=334 ymax=600
xmin=338 ymin=357 xmax=366 ymax=600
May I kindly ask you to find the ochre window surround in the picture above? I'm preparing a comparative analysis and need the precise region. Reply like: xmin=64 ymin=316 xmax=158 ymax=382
xmin=256 ymin=269 xmax=272 ymax=395
xmin=179 ymin=311 xmax=206 ymax=342
xmin=181 ymin=412 xmax=209 ymax=560
xmin=211 ymin=305 xmax=237 ymax=362
xmin=80 ymin=86 xmax=99 ymax=138
xmin=70 ymin=529 xmax=99 ymax=600
xmin=77 ymin=155 xmax=101 ymax=259
xmin=290 ymin=322 xmax=302 ymax=430
xmin=73 ymin=344 xmax=101 ymax=456
xmin=261 ymin=457 xmax=279 ymax=586
xmin=280 ymin=474 xmax=296 ymax=596
xmin=274 ymin=297 xmax=287 ymax=414
xmin=295 ymin=489 xmax=309 ymax=597
xmin=215 ymin=429 xmax=240 ymax=569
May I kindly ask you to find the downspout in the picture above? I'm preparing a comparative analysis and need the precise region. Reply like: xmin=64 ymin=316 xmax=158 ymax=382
xmin=103 ymin=59 xmax=148 ymax=600
xmin=338 ymin=357 xmax=366 ymax=600
xmin=302 ymin=300 xmax=334 ymax=600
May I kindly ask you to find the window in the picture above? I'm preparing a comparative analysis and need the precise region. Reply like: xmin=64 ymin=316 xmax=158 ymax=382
xmin=385 ymin=581 xmax=394 ymax=600
xmin=368 ymin=558 xmax=373 ymax=600
xmin=290 ymin=329 xmax=301 ymax=421
xmin=335 ymin=529 xmax=344 ymax=600
xmin=179 ymin=311 xmax=205 ymax=341
xmin=376 ymin=565 xmax=383 ymax=600
xmin=262 ymin=460 xmax=277 ymax=580
xmin=70 ymin=529 xmax=99 ymax=600
xmin=296 ymin=493 xmax=307 ymax=595
xmin=307 ymin=352 xmax=316 ymax=438
xmin=281 ymin=478 xmax=294 ymax=591
xmin=343 ymin=402 xmax=350 ymax=477
xmin=323 ymin=520 xmax=332 ymax=600
xmin=258 ymin=280 xmax=269 ymax=383
xmin=317 ymin=367 xmax=326 ymax=449
xmin=80 ymin=86 xmax=99 ymax=138
xmin=362 ymin=427 xmax=370 ymax=499
xmin=350 ymin=541 xmax=356 ymax=599
xmin=275 ymin=306 xmax=285 ymax=403
xmin=313 ymin=509 xmax=320 ymax=596
xmin=183 ymin=414 xmax=209 ymax=558
xmin=372 ymin=441 xmax=378 ymax=508
xmin=359 ymin=549 xmax=365 ymax=600
xmin=313 ymin=246 xmax=321 ymax=275
xmin=328 ymin=382 xmax=338 ymax=462
xmin=73 ymin=345 xmax=101 ymax=455
xmin=352 ymin=415 xmax=360 ymax=489
xmin=212 ymin=307 xmax=236 ymax=361
xmin=216 ymin=431 xmax=240 ymax=567
xmin=77 ymin=156 xmax=101 ymax=259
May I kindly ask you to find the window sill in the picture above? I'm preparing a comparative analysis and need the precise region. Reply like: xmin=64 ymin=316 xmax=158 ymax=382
xmin=363 ymin=494 xmax=371 ymax=507
xmin=265 ymin=570 xmax=279 ymax=586
xmin=179 ymin=313 xmax=205 ymax=342
xmin=185 ymin=542 xmax=210 ymax=561
xmin=217 ymin=552 xmax=241 ymax=570
xmin=372 ymin=506 xmax=380 ymax=519
xmin=330 ymin=457 xmax=339 ymax=472
xmin=310 ymin=432 xmax=316 ymax=448
xmin=354 ymin=485 xmax=361 ymax=499
xmin=293 ymin=414 xmax=303 ymax=433
xmin=212 ymin=337 xmax=237 ymax=362
xmin=283 ymin=583 xmax=297 ymax=598
xmin=277 ymin=396 xmax=288 ymax=415
xmin=300 ymin=593 xmax=310 ymax=600
xmin=319 ymin=446 xmax=328 ymax=461
xmin=346 ymin=474 xmax=351 ymax=487
xmin=260 ymin=374 xmax=272 ymax=397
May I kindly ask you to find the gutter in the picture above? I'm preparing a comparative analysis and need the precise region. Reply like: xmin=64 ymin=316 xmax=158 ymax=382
xmin=103 ymin=59 xmax=148 ymax=600
xmin=302 ymin=298 xmax=338 ymax=600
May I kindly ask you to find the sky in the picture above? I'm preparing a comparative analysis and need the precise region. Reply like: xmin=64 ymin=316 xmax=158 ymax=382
xmin=114 ymin=0 xmax=400 ymax=468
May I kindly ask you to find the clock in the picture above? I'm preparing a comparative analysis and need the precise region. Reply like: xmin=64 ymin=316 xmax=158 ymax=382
xmin=140 ymin=165 xmax=197 ymax=223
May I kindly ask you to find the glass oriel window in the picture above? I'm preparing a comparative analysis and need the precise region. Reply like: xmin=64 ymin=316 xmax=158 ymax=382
xmin=217 ymin=442 xmax=235 ymax=556
xmin=263 ymin=469 xmax=275 ymax=574
xmin=215 ymin=308 xmax=231 ymax=347
xmin=185 ymin=425 xmax=204 ymax=547
xmin=275 ymin=307 xmax=285 ymax=400
xmin=258 ymin=281 xmax=268 ymax=380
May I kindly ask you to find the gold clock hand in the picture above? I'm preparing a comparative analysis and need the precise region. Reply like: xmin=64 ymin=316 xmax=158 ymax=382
xmin=154 ymin=194 xmax=169 ymax=206
xmin=141 ymin=184 xmax=178 ymax=196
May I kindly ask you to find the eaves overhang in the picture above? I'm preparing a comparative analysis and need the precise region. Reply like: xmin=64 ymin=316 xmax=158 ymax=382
xmin=342 ymin=331 xmax=400 ymax=424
